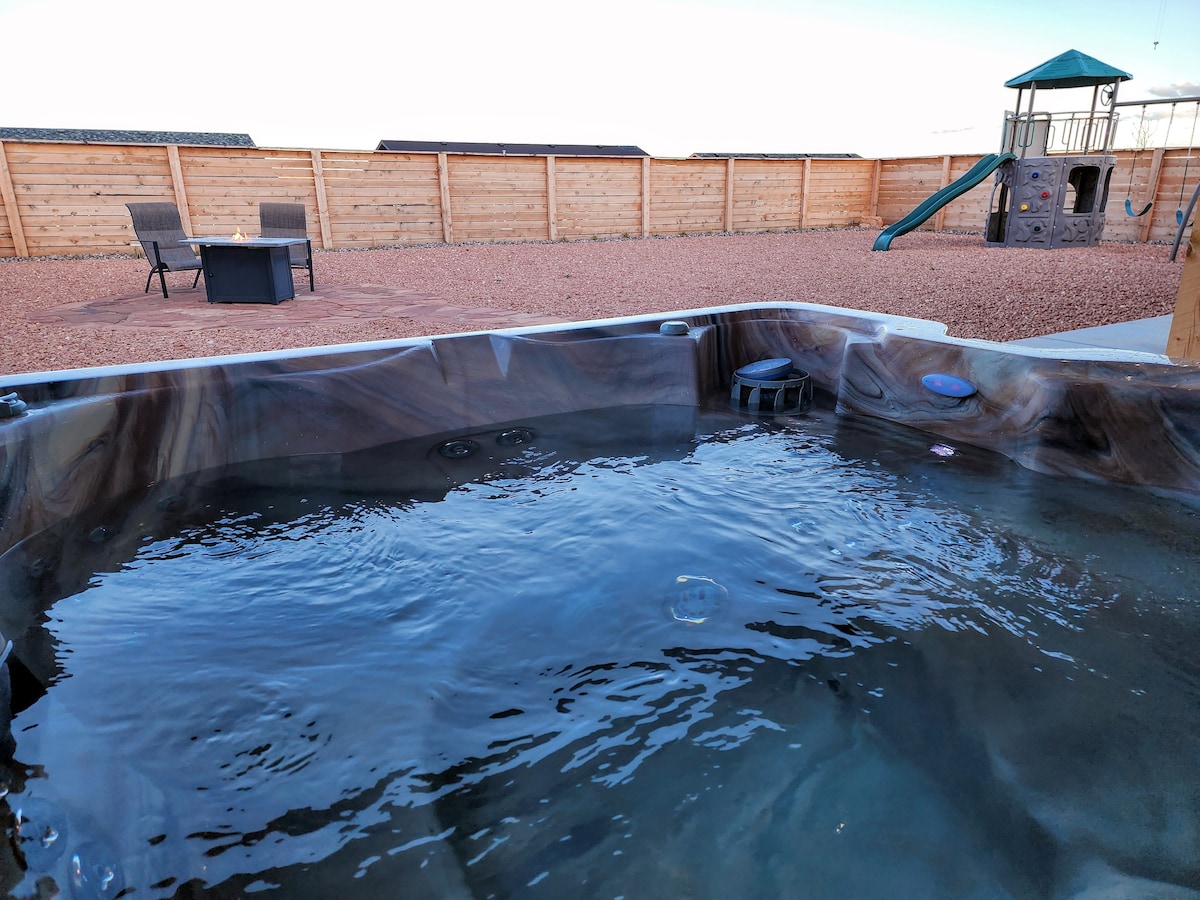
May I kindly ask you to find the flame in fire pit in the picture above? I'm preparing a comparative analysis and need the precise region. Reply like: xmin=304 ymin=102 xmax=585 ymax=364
xmin=232 ymin=227 xmax=246 ymax=241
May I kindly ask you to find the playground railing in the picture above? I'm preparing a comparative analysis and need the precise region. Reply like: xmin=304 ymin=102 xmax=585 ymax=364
xmin=1003 ymin=111 xmax=1118 ymax=157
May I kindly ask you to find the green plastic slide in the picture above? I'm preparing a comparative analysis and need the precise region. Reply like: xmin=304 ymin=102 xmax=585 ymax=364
xmin=872 ymin=152 xmax=1016 ymax=251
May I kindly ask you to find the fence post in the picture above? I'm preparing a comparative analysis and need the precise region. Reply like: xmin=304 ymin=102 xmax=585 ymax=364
xmin=933 ymin=155 xmax=953 ymax=232
xmin=166 ymin=145 xmax=192 ymax=234
xmin=1166 ymin=223 xmax=1200 ymax=359
xmin=310 ymin=150 xmax=333 ymax=250
xmin=0 ymin=142 xmax=28 ymax=257
xmin=546 ymin=155 xmax=557 ymax=242
xmin=1139 ymin=147 xmax=1167 ymax=243
xmin=869 ymin=159 xmax=882 ymax=220
xmin=641 ymin=158 xmax=651 ymax=238
xmin=799 ymin=158 xmax=811 ymax=228
xmin=437 ymin=152 xmax=454 ymax=244
xmin=725 ymin=158 xmax=735 ymax=233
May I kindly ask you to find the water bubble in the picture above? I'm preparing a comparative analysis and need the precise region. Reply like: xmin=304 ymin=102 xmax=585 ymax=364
xmin=664 ymin=576 xmax=729 ymax=625
xmin=438 ymin=439 xmax=479 ymax=459
xmin=70 ymin=842 xmax=124 ymax=898
xmin=496 ymin=428 xmax=535 ymax=447
xmin=13 ymin=797 xmax=69 ymax=871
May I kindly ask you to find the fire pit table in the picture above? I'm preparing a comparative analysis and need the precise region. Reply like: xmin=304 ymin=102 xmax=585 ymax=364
xmin=181 ymin=237 xmax=309 ymax=304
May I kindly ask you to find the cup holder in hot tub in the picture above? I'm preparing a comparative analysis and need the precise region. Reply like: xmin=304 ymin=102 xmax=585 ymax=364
xmin=730 ymin=358 xmax=813 ymax=416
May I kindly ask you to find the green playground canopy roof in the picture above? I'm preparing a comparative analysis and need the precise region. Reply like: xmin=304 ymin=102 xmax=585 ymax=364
xmin=1004 ymin=49 xmax=1132 ymax=90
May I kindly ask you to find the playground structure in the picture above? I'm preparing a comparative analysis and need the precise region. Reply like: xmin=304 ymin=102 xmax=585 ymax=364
xmin=874 ymin=50 xmax=1199 ymax=254
xmin=985 ymin=49 xmax=1127 ymax=250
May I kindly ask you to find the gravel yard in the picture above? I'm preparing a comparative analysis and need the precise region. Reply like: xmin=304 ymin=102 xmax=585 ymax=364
xmin=0 ymin=228 xmax=1185 ymax=377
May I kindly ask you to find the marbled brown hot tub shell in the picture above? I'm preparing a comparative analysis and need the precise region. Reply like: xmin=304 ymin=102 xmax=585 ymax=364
xmin=2 ymin=302 xmax=1199 ymax=567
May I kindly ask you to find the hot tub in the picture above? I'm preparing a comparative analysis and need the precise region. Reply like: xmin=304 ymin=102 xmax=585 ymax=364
xmin=1 ymin=303 xmax=1198 ymax=897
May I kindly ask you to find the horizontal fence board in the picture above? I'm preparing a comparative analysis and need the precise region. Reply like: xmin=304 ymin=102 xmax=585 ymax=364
xmin=556 ymin=220 xmax=641 ymax=231
xmin=731 ymin=160 xmax=803 ymax=232
xmin=322 ymin=186 xmax=443 ymax=200
xmin=0 ymin=140 xmax=1193 ymax=256
xmin=325 ymin=218 xmax=441 ymax=232
xmin=805 ymin=159 xmax=873 ymax=227
xmin=322 ymin=174 xmax=440 ymax=187
xmin=940 ymin=155 xmax=994 ymax=231
xmin=447 ymin=153 xmax=549 ymax=245
xmin=879 ymin=157 xmax=971 ymax=229
xmin=554 ymin=157 xmax=643 ymax=237
xmin=556 ymin=201 xmax=644 ymax=214
xmin=10 ymin=168 xmax=176 ymax=182
xmin=323 ymin=204 xmax=441 ymax=217
xmin=321 ymin=168 xmax=440 ymax=182
xmin=328 ymin=232 xmax=444 ymax=246
xmin=554 ymin=169 xmax=643 ymax=179
xmin=1 ymin=146 xmax=167 ymax=165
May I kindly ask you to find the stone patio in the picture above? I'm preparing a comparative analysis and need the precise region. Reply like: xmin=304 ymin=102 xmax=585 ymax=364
xmin=25 ymin=283 xmax=566 ymax=332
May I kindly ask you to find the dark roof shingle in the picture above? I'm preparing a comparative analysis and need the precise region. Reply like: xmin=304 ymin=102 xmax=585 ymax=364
xmin=689 ymin=152 xmax=862 ymax=159
xmin=0 ymin=127 xmax=255 ymax=147
xmin=377 ymin=140 xmax=647 ymax=156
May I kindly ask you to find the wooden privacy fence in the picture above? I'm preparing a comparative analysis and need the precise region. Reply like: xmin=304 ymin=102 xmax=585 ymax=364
xmin=0 ymin=140 xmax=1195 ymax=258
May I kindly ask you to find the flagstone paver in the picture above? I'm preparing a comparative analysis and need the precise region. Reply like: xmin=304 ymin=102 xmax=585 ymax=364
xmin=26 ymin=284 xmax=566 ymax=332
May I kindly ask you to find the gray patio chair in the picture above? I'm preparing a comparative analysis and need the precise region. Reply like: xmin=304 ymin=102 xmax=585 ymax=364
xmin=125 ymin=202 xmax=203 ymax=298
xmin=258 ymin=202 xmax=314 ymax=291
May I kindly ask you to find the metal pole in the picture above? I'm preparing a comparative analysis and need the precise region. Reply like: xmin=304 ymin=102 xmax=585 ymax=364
xmin=1023 ymin=83 xmax=1037 ymax=159
xmin=1083 ymin=85 xmax=1100 ymax=154
xmin=1008 ymin=88 xmax=1024 ymax=153
xmin=1113 ymin=94 xmax=1200 ymax=108
xmin=1105 ymin=81 xmax=1120 ymax=152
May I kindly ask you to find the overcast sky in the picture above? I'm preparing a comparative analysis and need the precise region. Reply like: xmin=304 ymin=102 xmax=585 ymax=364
xmin=2 ymin=0 xmax=1197 ymax=158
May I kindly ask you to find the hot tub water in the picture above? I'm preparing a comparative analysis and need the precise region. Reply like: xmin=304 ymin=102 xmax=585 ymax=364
xmin=2 ymin=405 xmax=1199 ymax=898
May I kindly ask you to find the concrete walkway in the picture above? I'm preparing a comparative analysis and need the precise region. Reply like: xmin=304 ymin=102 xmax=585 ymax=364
xmin=1010 ymin=315 xmax=1172 ymax=355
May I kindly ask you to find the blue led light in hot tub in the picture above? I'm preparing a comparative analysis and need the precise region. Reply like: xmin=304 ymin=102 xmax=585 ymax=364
xmin=921 ymin=373 xmax=977 ymax=398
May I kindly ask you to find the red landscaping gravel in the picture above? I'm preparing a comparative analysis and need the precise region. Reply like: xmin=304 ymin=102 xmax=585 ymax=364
xmin=0 ymin=228 xmax=1185 ymax=377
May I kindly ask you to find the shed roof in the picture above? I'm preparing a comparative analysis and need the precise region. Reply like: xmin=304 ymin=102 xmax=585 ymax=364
xmin=0 ymin=127 xmax=255 ymax=146
xmin=1004 ymin=49 xmax=1131 ymax=90
xmin=376 ymin=140 xmax=647 ymax=156
xmin=689 ymin=152 xmax=862 ymax=159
